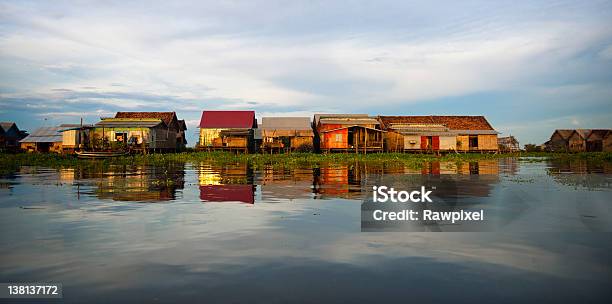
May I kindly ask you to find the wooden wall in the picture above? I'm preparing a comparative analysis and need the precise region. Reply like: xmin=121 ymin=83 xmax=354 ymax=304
xmin=321 ymin=128 xmax=348 ymax=149
xmin=384 ymin=131 xmax=404 ymax=152
xmin=604 ymin=135 xmax=612 ymax=152
xmin=439 ymin=136 xmax=457 ymax=150
xmin=456 ymin=135 xmax=469 ymax=151
xmin=568 ymin=133 xmax=586 ymax=152
xmin=291 ymin=136 xmax=313 ymax=149
xmin=478 ymin=135 xmax=498 ymax=151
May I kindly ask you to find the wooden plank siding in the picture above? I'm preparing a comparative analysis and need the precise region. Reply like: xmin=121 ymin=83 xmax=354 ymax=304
xmin=378 ymin=116 xmax=497 ymax=153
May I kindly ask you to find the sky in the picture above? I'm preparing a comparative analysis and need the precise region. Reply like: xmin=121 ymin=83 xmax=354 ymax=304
xmin=1 ymin=0 xmax=611 ymax=146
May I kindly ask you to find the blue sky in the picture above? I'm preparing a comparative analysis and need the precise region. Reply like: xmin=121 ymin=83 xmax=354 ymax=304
xmin=1 ymin=0 xmax=611 ymax=146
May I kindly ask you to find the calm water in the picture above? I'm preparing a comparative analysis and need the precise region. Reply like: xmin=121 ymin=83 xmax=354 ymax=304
xmin=0 ymin=158 xmax=611 ymax=303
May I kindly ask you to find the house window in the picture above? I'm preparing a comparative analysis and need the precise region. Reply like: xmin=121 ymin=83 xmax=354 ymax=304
xmin=335 ymin=134 xmax=343 ymax=142
xmin=115 ymin=132 xmax=128 ymax=142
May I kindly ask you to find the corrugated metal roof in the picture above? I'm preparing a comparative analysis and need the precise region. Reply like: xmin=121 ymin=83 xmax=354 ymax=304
xmin=19 ymin=126 xmax=63 ymax=143
xmin=261 ymin=117 xmax=312 ymax=130
xmin=314 ymin=114 xmax=368 ymax=125
xmin=199 ymin=110 xmax=256 ymax=128
xmin=321 ymin=125 xmax=385 ymax=133
xmin=319 ymin=117 xmax=380 ymax=126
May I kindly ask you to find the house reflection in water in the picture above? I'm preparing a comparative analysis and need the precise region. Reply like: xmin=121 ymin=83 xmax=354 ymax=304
xmin=199 ymin=185 xmax=255 ymax=204
xmin=93 ymin=165 xmax=185 ymax=202
xmin=313 ymin=164 xmax=361 ymax=199
xmin=312 ymin=160 xmax=507 ymax=200
xmin=259 ymin=166 xmax=314 ymax=201
xmin=198 ymin=162 xmax=255 ymax=204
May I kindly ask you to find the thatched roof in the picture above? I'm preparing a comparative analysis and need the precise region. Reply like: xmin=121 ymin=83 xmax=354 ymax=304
xmin=552 ymin=129 xmax=575 ymax=140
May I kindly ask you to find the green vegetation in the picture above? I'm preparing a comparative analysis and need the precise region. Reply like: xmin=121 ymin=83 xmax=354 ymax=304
xmin=1 ymin=151 xmax=610 ymax=174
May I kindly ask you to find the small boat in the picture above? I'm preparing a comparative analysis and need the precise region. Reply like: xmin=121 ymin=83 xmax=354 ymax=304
xmin=76 ymin=151 xmax=128 ymax=159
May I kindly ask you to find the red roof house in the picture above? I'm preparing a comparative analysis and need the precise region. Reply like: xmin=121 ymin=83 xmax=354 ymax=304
xmin=198 ymin=110 xmax=257 ymax=152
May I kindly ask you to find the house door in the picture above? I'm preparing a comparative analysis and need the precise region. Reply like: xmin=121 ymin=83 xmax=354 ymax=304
xmin=348 ymin=129 xmax=354 ymax=148
xmin=469 ymin=135 xmax=478 ymax=149
xmin=432 ymin=136 xmax=440 ymax=150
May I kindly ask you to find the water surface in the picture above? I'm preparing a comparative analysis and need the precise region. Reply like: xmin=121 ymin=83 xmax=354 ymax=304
xmin=0 ymin=158 xmax=611 ymax=303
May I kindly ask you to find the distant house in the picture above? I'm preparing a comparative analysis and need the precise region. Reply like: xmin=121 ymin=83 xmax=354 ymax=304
xmin=313 ymin=114 xmax=384 ymax=153
xmin=19 ymin=126 xmax=63 ymax=153
xmin=114 ymin=112 xmax=187 ymax=150
xmin=260 ymin=117 xmax=314 ymax=152
xmin=198 ymin=110 xmax=257 ymax=153
xmin=546 ymin=130 xmax=574 ymax=152
xmin=556 ymin=129 xmax=611 ymax=152
xmin=546 ymin=129 xmax=612 ymax=152
xmin=378 ymin=116 xmax=498 ymax=153
xmin=92 ymin=118 xmax=172 ymax=152
xmin=498 ymin=136 xmax=520 ymax=152
xmin=0 ymin=122 xmax=27 ymax=151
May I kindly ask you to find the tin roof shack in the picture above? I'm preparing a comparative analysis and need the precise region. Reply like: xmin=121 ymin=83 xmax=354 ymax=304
xmin=0 ymin=122 xmax=27 ymax=151
xmin=198 ymin=110 xmax=257 ymax=153
xmin=115 ymin=112 xmax=186 ymax=150
xmin=92 ymin=118 xmax=170 ymax=152
xmin=378 ymin=116 xmax=457 ymax=153
xmin=58 ymin=124 xmax=93 ymax=153
xmin=498 ymin=136 xmax=520 ymax=153
xmin=19 ymin=126 xmax=63 ymax=153
xmin=314 ymin=114 xmax=384 ymax=153
xmin=546 ymin=130 xmax=574 ymax=152
xmin=260 ymin=117 xmax=314 ymax=153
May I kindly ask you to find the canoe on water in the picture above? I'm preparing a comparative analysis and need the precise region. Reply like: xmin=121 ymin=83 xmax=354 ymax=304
xmin=76 ymin=151 xmax=128 ymax=159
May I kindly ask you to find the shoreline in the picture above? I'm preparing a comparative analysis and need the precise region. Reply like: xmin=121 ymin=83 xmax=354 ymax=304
xmin=1 ymin=151 xmax=610 ymax=173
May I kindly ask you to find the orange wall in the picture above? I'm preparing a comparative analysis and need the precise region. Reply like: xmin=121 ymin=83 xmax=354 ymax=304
xmin=321 ymin=128 xmax=348 ymax=149
xmin=318 ymin=124 xmax=349 ymax=149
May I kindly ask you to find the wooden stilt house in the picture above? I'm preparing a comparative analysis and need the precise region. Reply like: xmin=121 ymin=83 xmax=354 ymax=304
xmin=313 ymin=114 xmax=384 ymax=153
xmin=260 ymin=117 xmax=314 ymax=153
xmin=198 ymin=110 xmax=257 ymax=153
xmin=115 ymin=112 xmax=187 ymax=151
xmin=379 ymin=116 xmax=498 ymax=153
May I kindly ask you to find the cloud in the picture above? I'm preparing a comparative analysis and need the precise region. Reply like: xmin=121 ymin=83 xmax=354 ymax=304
xmin=0 ymin=0 xmax=611 ymax=145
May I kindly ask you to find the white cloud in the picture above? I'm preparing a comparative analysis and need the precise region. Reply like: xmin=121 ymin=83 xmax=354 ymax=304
xmin=1 ymin=1 xmax=611 ymax=145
